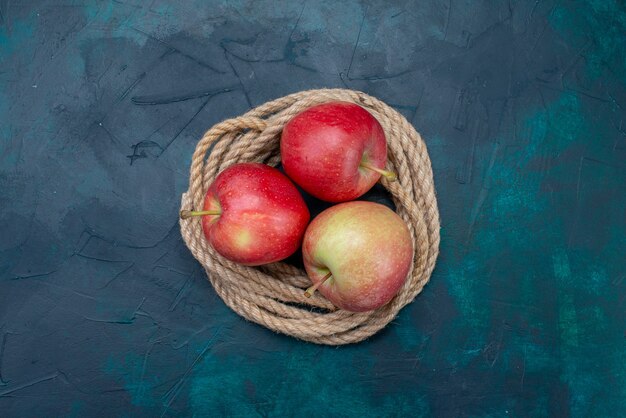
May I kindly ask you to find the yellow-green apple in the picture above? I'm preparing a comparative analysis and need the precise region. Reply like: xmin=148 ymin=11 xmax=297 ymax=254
xmin=180 ymin=163 xmax=310 ymax=266
xmin=302 ymin=201 xmax=413 ymax=311
xmin=280 ymin=101 xmax=396 ymax=202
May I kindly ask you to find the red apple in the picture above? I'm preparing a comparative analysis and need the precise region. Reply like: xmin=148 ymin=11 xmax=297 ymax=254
xmin=280 ymin=101 xmax=395 ymax=202
xmin=302 ymin=201 xmax=413 ymax=312
xmin=181 ymin=163 xmax=310 ymax=266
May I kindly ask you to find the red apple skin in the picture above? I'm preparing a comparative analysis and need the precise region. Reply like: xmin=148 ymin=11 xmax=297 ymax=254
xmin=302 ymin=201 xmax=413 ymax=312
xmin=280 ymin=101 xmax=387 ymax=202
xmin=201 ymin=163 xmax=310 ymax=266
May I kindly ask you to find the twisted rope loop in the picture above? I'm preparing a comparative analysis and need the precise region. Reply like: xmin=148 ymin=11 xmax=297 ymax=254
xmin=179 ymin=89 xmax=440 ymax=345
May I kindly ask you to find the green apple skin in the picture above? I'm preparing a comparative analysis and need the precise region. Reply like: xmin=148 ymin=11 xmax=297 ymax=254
xmin=302 ymin=201 xmax=413 ymax=312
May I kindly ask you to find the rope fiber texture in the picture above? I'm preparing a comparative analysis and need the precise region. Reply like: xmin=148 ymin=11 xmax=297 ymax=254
xmin=179 ymin=89 xmax=440 ymax=345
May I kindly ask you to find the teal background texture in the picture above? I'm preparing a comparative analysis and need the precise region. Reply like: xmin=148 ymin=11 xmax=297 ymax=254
xmin=0 ymin=1 xmax=625 ymax=416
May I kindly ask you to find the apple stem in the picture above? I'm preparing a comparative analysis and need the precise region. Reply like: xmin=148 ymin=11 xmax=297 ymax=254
xmin=179 ymin=210 xmax=221 ymax=219
xmin=360 ymin=162 xmax=397 ymax=181
xmin=304 ymin=271 xmax=332 ymax=298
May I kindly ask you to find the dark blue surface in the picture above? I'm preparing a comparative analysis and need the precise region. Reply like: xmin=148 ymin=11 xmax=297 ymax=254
xmin=1 ymin=1 xmax=625 ymax=417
